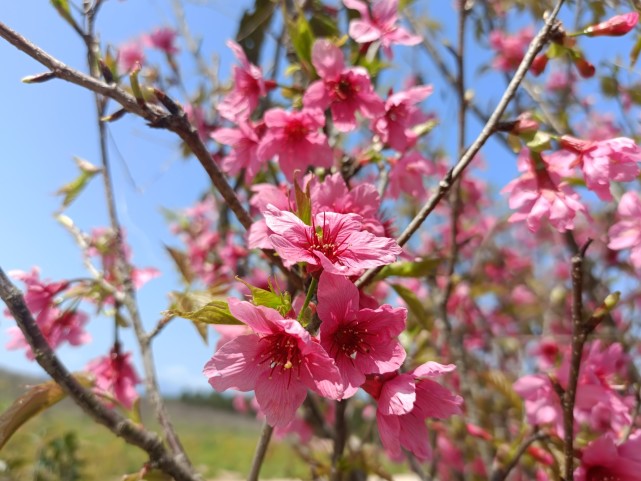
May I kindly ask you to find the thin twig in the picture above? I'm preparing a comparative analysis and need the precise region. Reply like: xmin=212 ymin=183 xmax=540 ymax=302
xmin=490 ymin=432 xmax=549 ymax=481
xmin=0 ymin=267 xmax=199 ymax=481
xmin=330 ymin=399 xmax=349 ymax=481
xmin=356 ymin=0 xmax=566 ymax=289
xmin=247 ymin=422 xmax=274 ymax=481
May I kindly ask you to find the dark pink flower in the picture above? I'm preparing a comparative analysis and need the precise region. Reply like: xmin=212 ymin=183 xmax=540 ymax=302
xmin=257 ymin=108 xmax=333 ymax=181
xmin=560 ymin=135 xmax=641 ymax=201
xmin=343 ymin=0 xmax=421 ymax=58
xmin=372 ymin=85 xmax=433 ymax=151
xmin=212 ymin=120 xmax=267 ymax=181
xmin=609 ymin=191 xmax=641 ymax=270
xmin=363 ymin=362 xmax=462 ymax=461
xmin=317 ymin=272 xmax=406 ymax=397
xmin=489 ymin=27 xmax=534 ymax=71
xmin=218 ymin=40 xmax=275 ymax=122
xmin=303 ymin=40 xmax=384 ymax=132
xmin=575 ymin=432 xmax=641 ymax=481
xmin=501 ymin=150 xmax=587 ymax=233
xmin=584 ymin=12 xmax=639 ymax=37
xmin=117 ymin=41 xmax=144 ymax=73
xmin=144 ymin=27 xmax=178 ymax=54
xmin=5 ymin=268 xmax=91 ymax=359
xmin=203 ymin=299 xmax=343 ymax=427
xmin=264 ymin=206 xmax=402 ymax=276
xmin=86 ymin=347 xmax=141 ymax=410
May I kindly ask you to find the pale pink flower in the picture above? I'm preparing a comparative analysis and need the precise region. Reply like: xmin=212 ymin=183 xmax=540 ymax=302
xmin=144 ymin=27 xmax=178 ymax=54
xmin=609 ymin=191 xmax=641 ymax=270
xmin=257 ymin=108 xmax=333 ymax=181
xmin=248 ymin=183 xmax=290 ymax=250
xmin=387 ymin=152 xmax=433 ymax=199
xmin=372 ymin=85 xmax=433 ymax=151
xmin=263 ymin=206 xmax=402 ymax=276
xmin=489 ymin=27 xmax=534 ymax=71
xmin=584 ymin=12 xmax=639 ymax=37
xmin=575 ymin=432 xmax=641 ymax=481
xmin=343 ymin=0 xmax=421 ymax=58
xmin=501 ymin=150 xmax=587 ymax=233
xmin=560 ymin=135 xmax=641 ymax=201
xmin=203 ymin=299 xmax=343 ymax=427
xmin=5 ymin=268 xmax=91 ymax=359
xmin=212 ymin=120 xmax=267 ymax=181
xmin=86 ymin=347 xmax=141 ymax=410
xmin=184 ymin=104 xmax=212 ymax=141
xmin=317 ymin=272 xmax=406 ymax=397
xmin=303 ymin=39 xmax=384 ymax=132
xmin=363 ymin=362 xmax=462 ymax=461
xmin=218 ymin=40 xmax=275 ymax=122
xmin=117 ymin=41 xmax=144 ymax=73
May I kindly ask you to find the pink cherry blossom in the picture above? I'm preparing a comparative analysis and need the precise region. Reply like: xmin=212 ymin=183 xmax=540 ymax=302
xmin=575 ymin=432 xmax=641 ymax=481
xmin=86 ymin=346 xmax=141 ymax=410
xmin=343 ymin=0 xmax=421 ymax=58
xmin=584 ymin=11 xmax=639 ymax=37
xmin=560 ymin=135 xmax=641 ymax=201
xmin=212 ymin=120 xmax=267 ymax=181
xmin=608 ymin=191 xmax=641 ymax=270
xmin=387 ymin=152 xmax=433 ymax=199
xmin=363 ymin=362 xmax=462 ymax=461
xmin=488 ymin=27 xmax=534 ymax=71
xmin=5 ymin=268 xmax=91 ymax=359
xmin=144 ymin=27 xmax=178 ymax=54
xmin=248 ymin=183 xmax=291 ymax=250
xmin=203 ymin=299 xmax=343 ymax=427
xmin=117 ymin=41 xmax=144 ymax=73
xmin=317 ymin=272 xmax=406 ymax=397
xmin=218 ymin=40 xmax=275 ymax=122
xmin=303 ymin=39 xmax=384 ymax=132
xmin=501 ymin=150 xmax=587 ymax=233
xmin=263 ymin=206 xmax=402 ymax=276
xmin=372 ymin=85 xmax=433 ymax=151
xmin=257 ymin=108 xmax=333 ymax=181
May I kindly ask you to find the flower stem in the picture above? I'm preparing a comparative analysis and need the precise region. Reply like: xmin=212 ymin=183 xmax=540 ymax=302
xmin=297 ymin=276 xmax=319 ymax=323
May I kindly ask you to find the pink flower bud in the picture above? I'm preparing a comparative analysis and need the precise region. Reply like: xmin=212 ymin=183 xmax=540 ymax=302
xmin=530 ymin=54 xmax=549 ymax=76
xmin=584 ymin=12 xmax=639 ymax=37
xmin=573 ymin=56 xmax=595 ymax=78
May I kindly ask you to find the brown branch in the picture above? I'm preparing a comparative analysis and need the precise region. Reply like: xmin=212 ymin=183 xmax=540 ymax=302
xmin=247 ymin=422 xmax=274 ymax=481
xmin=355 ymin=0 xmax=566 ymax=289
xmin=490 ymin=432 xmax=549 ymax=481
xmin=330 ymin=399 xmax=349 ymax=481
xmin=0 ymin=266 xmax=199 ymax=481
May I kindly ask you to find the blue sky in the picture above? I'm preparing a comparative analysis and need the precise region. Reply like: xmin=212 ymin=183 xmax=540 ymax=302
xmin=0 ymin=1 xmax=634 ymax=395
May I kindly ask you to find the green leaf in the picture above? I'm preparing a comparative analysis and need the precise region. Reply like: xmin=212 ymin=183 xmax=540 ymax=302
xmin=237 ymin=278 xmax=292 ymax=315
xmin=375 ymin=258 xmax=442 ymax=280
xmin=165 ymin=245 xmax=194 ymax=285
xmin=236 ymin=0 xmax=276 ymax=65
xmin=631 ymin=34 xmax=641 ymax=67
xmin=600 ymin=76 xmax=619 ymax=97
xmin=0 ymin=374 xmax=92 ymax=450
xmin=50 ymin=0 xmax=77 ymax=28
xmin=390 ymin=283 xmax=432 ymax=330
xmin=56 ymin=157 xmax=101 ymax=208
xmin=525 ymin=131 xmax=552 ymax=152
xmin=507 ymin=133 xmax=522 ymax=153
xmin=294 ymin=177 xmax=312 ymax=225
xmin=169 ymin=300 xmax=242 ymax=326
xmin=288 ymin=15 xmax=315 ymax=73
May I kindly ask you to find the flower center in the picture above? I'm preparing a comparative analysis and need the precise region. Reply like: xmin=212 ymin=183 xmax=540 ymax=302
xmin=332 ymin=322 xmax=371 ymax=359
xmin=586 ymin=466 xmax=621 ymax=481
xmin=331 ymin=75 xmax=355 ymax=101
xmin=307 ymin=216 xmax=350 ymax=264
xmin=284 ymin=118 xmax=308 ymax=141
xmin=258 ymin=332 xmax=303 ymax=378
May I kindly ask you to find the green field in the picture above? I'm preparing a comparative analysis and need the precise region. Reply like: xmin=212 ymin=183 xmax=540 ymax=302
xmin=0 ymin=369 xmax=310 ymax=480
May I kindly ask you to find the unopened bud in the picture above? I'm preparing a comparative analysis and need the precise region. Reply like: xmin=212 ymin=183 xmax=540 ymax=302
xmin=530 ymin=54 xmax=549 ymax=76
xmin=22 ymin=72 xmax=56 ymax=84
xmin=584 ymin=12 xmax=639 ymax=37
xmin=573 ymin=56 xmax=596 ymax=78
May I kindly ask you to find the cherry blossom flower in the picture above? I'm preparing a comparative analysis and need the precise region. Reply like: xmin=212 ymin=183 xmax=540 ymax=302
xmin=144 ymin=27 xmax=178 ymax=54
xmin=363 ymin=362 xmax=462 ymax=461
xmin=372 ymin=85 xmax=433 ymax=151
xmin=248 ymin=183 xmax=291 ymax=250
xmin=387 ymin=152 xmax=433 ymax=199
xmin=317 ymin=272 xmax=406 ymax=397
xmin=263 ymin=206 xmax=402 ymax=276
xmin=560 ymin=135 xmax=641 ymax=201
xmin=343 ymin=0 xmax=421 ymax=58
xmin=575 ymin=432 xmax=641 ymax=481
xmin=257 ymin=108 xmax=333 ymax=181
xmin=303 ymin=39 xmax=384 ymax=132
xmin=488 ymin=27 xmax=534 ymax=71
xmin=117 ymin=41 xmax=144 ymax=73
xmin=584 ymin=11 xmax=639 ymax=37
xmin=218 ymin=40 xmax=275 ymax=122
xmin=609 ymin=191 xmax=641 ymax=270
xmin=5 ymin=268 xmax=91 ymax=359
xmin=502 ymin=150 xmax=587 ymax=233
xmin=212 ymin=120 xmax=267 ymax=181
xmin=203 ymin=299 xmax=343 ymax=427
xmin=86 ymin=346 xmax=141 ymax=410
